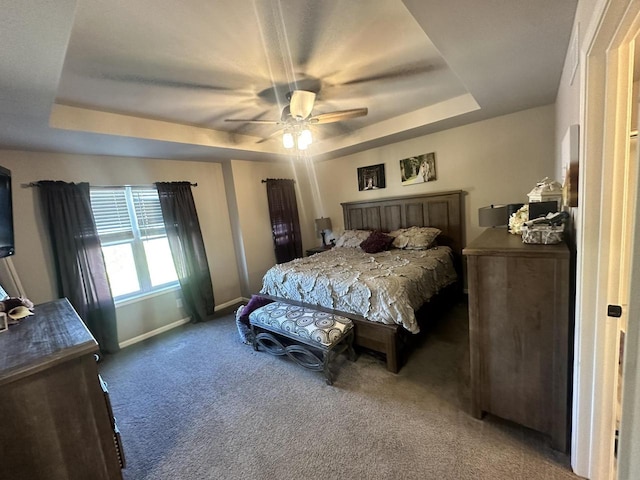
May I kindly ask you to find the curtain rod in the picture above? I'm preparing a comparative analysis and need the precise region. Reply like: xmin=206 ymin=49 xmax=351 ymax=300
xmin=23 ymin=182 xmax=198 ymax=188
xmin=261 ymin=179 xmax=296 ymax=183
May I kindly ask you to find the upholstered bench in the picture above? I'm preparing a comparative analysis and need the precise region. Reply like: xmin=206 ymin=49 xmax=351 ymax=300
xmin=249 ymin=301 xmax=356 ymax=385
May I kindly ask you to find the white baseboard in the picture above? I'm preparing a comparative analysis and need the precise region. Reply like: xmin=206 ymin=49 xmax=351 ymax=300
xmin=118 ymin=296 xmax=245 ymax=349
xmin=119 ymin=316 xmax=191 ymax=349
xmin=214 ymin=296 xmax=245 ymax=311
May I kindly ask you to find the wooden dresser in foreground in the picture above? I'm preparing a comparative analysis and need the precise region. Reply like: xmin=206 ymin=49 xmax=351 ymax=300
xmin=0 ymin=298 xmax=124 ymax=479
xmin=463 ymin=228 xmax=571 ymax=452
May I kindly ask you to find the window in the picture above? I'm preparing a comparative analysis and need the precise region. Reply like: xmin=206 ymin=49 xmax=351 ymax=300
xmin=90 ymin=186 xmax=179 ymax=300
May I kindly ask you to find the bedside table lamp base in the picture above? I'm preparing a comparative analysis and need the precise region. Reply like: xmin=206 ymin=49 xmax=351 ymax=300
xmin=315 ymin=217 xmax=332 ymax=247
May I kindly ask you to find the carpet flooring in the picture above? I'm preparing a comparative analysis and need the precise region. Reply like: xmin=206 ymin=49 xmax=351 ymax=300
xmin=99 ymin=300 xmax=583 ymax=480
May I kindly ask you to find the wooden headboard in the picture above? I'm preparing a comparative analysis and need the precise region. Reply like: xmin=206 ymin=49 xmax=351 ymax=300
xmin=341 ymin=190 xmax=465 ymax=259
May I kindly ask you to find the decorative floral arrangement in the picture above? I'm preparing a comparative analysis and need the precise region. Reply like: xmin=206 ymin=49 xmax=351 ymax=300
xmin=509 ymin=204 xmax=529 ymax=235
xmin=0 ymin=296 xmax=35 ymax=325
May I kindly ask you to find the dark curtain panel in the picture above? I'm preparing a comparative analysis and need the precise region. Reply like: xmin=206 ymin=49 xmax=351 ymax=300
xmin=155 ymin=182 xmax=215 ymax=323
xmin=38 ymin=181 xmax=119 ymax=353
xmin=265 ymin=178 xmax=302 ymax=263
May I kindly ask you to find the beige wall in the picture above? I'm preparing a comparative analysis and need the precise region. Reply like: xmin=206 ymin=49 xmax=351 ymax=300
xmin=312 ymin=104 xmax=556 ymax=245
xmin=0 ymin=150 xmax=241 ymax=343
xmin=229 ymin=158 xmax=318 ymax=295
xmin=555 ymin=0 xmax=597 ymax=176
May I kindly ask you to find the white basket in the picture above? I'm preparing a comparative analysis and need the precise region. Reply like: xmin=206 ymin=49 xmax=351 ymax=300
xmin=521 ymin=225 xmax=564 ymax=245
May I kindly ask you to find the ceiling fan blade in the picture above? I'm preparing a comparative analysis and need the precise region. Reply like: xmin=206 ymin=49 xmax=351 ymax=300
xmin=280 ymin=105 xmax=292 ymax=122
xmin=330 ymin=62 xmax=435 ymax=87
xmin=289 ymin=90 xmax=316 ymax=119
xmin=224 ymin=118 xmax=281 ymax=125
xmin=94 ymin=73 xmax=235 ymax=91
xmin=308 ymin=108 xmax=368 ymax=124
xmin=256 ymin=128 xmax=284 ymax=144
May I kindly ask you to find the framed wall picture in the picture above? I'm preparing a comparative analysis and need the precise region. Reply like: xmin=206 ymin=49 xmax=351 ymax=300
xmin=562 ymin=124 xmax=579 ymax=208
xmin=400 ymin=152 xmax=437 ymax=185
xmin=357 ymin=163 xmax=386 ymax=191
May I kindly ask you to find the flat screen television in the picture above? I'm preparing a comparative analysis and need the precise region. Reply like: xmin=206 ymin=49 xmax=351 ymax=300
xmin=0 ymin=166 xmax=14 ymax=258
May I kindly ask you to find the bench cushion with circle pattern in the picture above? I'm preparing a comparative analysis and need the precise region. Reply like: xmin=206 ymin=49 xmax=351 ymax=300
xmin=248 ymin=300 xmax=356 ymax=385
xmin=249 ymin=301 xmax=353 ymax=347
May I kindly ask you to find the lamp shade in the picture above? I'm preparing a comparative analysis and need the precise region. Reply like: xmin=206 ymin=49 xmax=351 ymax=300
xmin=315 ymin=217 xmax=332 ymax=231
xmin=282 ymin=132 xmax=294 ymax=149
xmin=478 ymin=205 xmax=509 ymax=227
xmin=300 ymin=128 xmax=312 ymax=145
xmin=297 ymin=135 xmax=309 ymax=150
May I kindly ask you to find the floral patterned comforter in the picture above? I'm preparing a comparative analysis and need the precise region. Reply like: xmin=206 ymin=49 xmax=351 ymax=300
xmin=260 ymin=246 xmax=457 ymax=333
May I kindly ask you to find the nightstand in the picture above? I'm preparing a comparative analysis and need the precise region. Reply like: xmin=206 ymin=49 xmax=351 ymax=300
xmin=305 ymin=245 xmax=332 ymax=256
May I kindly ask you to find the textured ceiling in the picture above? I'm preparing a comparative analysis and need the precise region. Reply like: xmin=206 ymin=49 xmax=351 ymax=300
xmin=0 ymin=0 xmax=578 ymax=162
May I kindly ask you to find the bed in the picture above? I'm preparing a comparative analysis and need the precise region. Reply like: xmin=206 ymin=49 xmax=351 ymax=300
xmin=260 ymin=190 xmax=465 ymax=373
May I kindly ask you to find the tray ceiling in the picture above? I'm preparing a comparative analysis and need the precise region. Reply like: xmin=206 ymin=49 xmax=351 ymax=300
xmin=0 ymin=0 xmax=578 ymax=161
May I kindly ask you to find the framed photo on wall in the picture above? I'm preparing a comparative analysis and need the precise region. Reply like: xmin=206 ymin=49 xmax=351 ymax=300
xmin=357 ymin=163 xmax=386 ymax=191
xmin=400 ymin=152 xmax=437 ymax=185
xmin=563 ymin=162 xmax=579 ymax=208
xmin=562 ymin=124 xmax=579 ymax=208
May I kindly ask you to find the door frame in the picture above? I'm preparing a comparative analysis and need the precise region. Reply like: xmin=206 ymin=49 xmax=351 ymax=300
xmin=572 ymin=0 xmax=640 ymax=478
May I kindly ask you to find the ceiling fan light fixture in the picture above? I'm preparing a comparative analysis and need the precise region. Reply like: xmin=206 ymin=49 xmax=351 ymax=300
xmin=300 ymin=128 xmax=312 ymax=145
xmin=283 ymin=127 xmax=312 ymax=151
xmin=297 ymin=136 xmax=309 ymax=150
xmin=289 ymin=90 xmax=316 ymax=119
xmin=283 ymin=132 xmax=294 ymax=149
xmin=225 ymin=89 xmax=367 ymax=152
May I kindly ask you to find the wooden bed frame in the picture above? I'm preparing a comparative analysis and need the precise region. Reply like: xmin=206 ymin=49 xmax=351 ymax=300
xmin=264 ymin=190 xmax=465 ymax=373
xmin=341 ymin=190 xmax=465 ymax=372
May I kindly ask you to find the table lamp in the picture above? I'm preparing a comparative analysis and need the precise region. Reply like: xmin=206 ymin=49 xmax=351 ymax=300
xmin=478 ymin=204 xmax=524 ymax=227
xmin=478 ymin=205 xmax=510 ymax=227
xmin=315 ymin=217 xmax=332 ymax=246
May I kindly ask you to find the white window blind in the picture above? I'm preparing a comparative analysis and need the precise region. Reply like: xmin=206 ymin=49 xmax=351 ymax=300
xmin=90 ymin=187 xmax=166 ymax=242
xmin=131 ymin=187 xmax=166 ymax=239
xmin=90 ymin=188 xmax=133 ymax=242
xmin=89 ymin=185 xmax=179 ymax=299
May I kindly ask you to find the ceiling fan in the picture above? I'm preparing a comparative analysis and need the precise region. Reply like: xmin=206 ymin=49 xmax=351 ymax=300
xmin=224 ymin=90 xmax=368 ymax=149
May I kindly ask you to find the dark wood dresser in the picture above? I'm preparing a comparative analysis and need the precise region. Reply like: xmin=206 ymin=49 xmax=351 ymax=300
xmin=463 ymin=228 xmax=571 ymax=452
xmin=0 ymin=298 xmax=124 ymax=479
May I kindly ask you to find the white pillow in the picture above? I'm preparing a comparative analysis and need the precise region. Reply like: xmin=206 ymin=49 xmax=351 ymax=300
xmin=388 ymin=226 xmax=441 ymax=250
xmin=334 ymin=229 xmax=372 ymax=248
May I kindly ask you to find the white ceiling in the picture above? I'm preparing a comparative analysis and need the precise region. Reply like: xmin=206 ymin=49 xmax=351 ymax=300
xmin=0 ymin=0 xmax=577 ymax=162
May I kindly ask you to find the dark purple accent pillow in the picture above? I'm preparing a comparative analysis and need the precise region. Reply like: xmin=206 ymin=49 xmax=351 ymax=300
xmin=360 ymin=230 xmax=394 ymax=254
xmin=239 ymin=295 xmax=274 ymax=326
